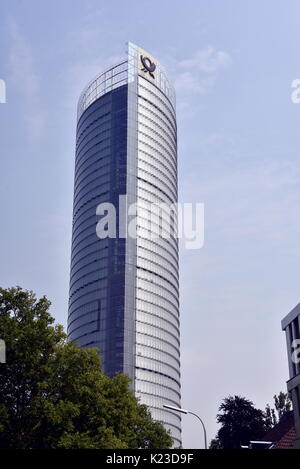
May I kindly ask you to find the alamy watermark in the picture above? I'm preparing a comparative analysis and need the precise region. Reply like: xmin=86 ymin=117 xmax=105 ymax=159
xmin=96 ymin=196 xmax=204 ymax=250
xmin=291 ymin=339 xmax=300 ymax=365
xmin=0 ymin=339 xmax=6 ymax=363
xmin=0 ymin=79 xmax=6 ymax=103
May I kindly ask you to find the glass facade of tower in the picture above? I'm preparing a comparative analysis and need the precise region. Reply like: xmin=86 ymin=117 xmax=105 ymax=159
xmin=68 ymin=43 xmax=181 ymax=446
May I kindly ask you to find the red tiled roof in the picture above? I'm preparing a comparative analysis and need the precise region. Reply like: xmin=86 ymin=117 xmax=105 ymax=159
xmin=274 ymin=426 xmax=297 ymax=449
xmin=262 ymin=412 xmax=296 ymax=449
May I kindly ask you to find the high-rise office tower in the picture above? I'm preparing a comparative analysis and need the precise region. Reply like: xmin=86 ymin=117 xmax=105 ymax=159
xmin=68 ymin=43 xmax=181 ymax=446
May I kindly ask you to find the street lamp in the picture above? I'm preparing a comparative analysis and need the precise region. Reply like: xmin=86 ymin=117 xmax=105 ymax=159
xmin=163 ymin=404 xmax=207 ymax=449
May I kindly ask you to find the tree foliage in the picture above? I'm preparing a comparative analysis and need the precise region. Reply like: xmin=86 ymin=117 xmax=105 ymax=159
xmin=210 ymin=391 xmax=293 ymax=449
xmin=264 ymin=404 xmax=277 ymax=431
xmin=264 ymin=392 xmax=292 ymax=431
xmin=0 ymin=287 xmax=173 ymax=449
xmin=211 ymin=395 xmax=266 ymax=449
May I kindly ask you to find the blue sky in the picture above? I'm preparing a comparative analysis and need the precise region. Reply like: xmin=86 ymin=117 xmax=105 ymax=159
xmin=1 ymin=0 xmax=300 ymax=448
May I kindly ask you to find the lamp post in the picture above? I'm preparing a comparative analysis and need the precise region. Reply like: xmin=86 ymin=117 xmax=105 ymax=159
xmin=163 ymin=404 xmax=208 ymax=449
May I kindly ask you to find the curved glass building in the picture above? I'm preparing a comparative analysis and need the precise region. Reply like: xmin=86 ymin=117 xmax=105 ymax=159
xmin=68 ymin=43 xmax=181 ymax=446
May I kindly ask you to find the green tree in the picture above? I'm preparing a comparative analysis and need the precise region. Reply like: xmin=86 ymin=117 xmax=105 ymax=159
xmin=209 ymin=438 xmax=222 ymax=449
xmin=264 ymin=391 xmax=292 ymax=430
xmin=0 ymin=287 xmax=172 ymax=449
xmin=211 ymin=395 xmax=266 ymax=449
xmin=274 ymin=391 xmax=292 ymax=421
xmin=264 ymin=404 xmax=277 ymax=431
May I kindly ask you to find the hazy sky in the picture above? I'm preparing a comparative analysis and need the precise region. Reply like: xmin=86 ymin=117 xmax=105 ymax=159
xmin=1 ymin=0 xmax=300 ymax=448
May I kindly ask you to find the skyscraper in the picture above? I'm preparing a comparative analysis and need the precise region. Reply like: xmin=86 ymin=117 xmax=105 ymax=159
xmin=68 ymin=43 xmax=181 ymax=446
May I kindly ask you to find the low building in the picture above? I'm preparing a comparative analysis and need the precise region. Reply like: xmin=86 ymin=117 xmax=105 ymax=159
xmin=282 ymin=303 xmax=300 ymax=449
xmin=243 ymin=412 xmax=296 ymax=449
xmin=261 ymin=411 xmax=296 ymax=449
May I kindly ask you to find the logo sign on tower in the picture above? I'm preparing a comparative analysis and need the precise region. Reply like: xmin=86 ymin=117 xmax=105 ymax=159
xmin=139 ymin=48 xmax=156 ymax=83
xmin=140 ymin=55 xmax=156 ymax=79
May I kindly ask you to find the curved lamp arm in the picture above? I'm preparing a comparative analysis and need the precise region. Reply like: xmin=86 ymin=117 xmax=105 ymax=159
xmin=163 ymin=405 xmax=207 ymax=449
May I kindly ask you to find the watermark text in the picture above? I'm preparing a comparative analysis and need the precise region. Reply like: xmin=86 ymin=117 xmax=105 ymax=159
xmin=0 ymin=79 xmax=6 ymax=103
xmin=96 ymin=196 xmax=204 ymax=250
xmin=0 ymin=339 xmax=6 ymax=363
